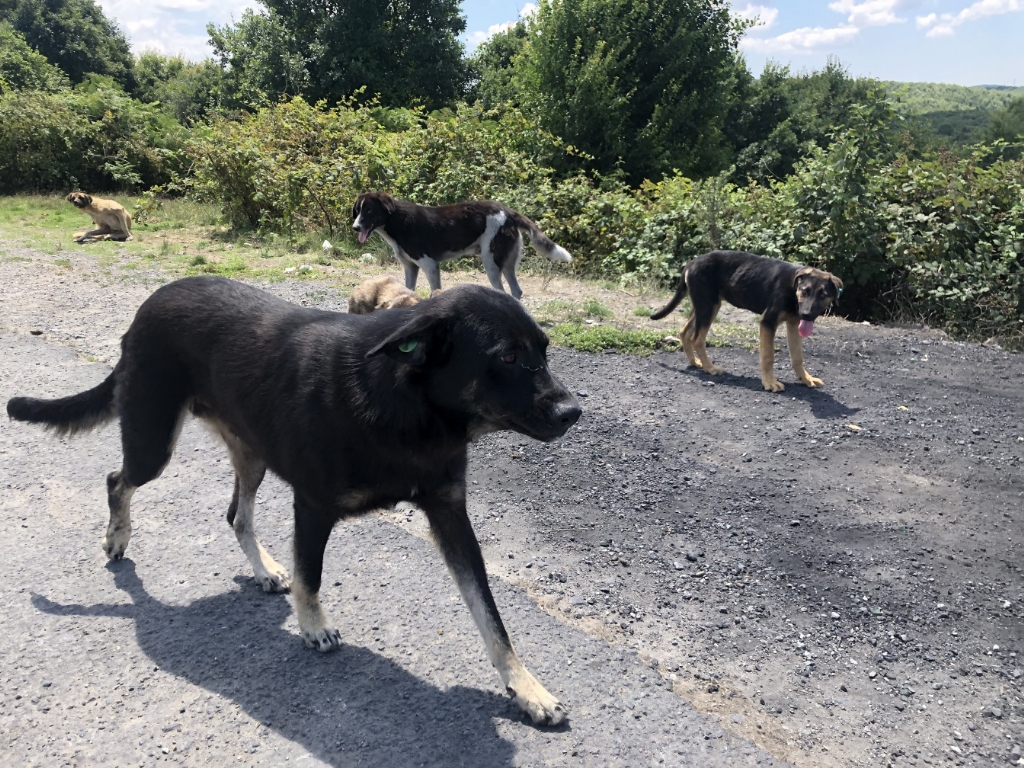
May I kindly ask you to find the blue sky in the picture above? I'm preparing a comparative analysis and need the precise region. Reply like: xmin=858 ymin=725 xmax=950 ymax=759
xmin=97 ymin=0 xmax=1022 ymax=86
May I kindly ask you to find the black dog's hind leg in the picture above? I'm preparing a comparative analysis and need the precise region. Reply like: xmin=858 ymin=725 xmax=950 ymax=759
xmin=291 ymin=495 xmax=341 ymax=652
xmin=104 ymin=358 xmax=189 ymax=559
xmin=420 ymin=482 xmax=567 ymax=726
xmin=692 ymin=301 xmax=724 ymax=375
xmin=221 ymin=432 xmax=289 ymax=593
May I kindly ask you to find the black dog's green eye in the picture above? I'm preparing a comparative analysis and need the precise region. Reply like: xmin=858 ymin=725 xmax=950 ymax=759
xmin=501 ymin=352 xmax=516 ymax=364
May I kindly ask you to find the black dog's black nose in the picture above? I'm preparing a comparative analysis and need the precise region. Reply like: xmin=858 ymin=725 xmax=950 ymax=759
xmin=550 ymin=400 xmax=582 ymax=428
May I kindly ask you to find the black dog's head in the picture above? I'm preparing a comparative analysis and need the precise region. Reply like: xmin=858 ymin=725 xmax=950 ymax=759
xmin=67 ymin=192 xmax=92 ymax=209
xmin=351 ymin=191 xmax=395 ymax=244
xmin=794 ymin=267 xmax=843 ymax=334
xmin=366 ymin=285 xmax=582 ymax=442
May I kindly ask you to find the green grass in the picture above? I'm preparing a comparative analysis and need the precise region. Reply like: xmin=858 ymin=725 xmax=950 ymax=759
xmin=0 ymin=194 xmax=381 ymax=281
xmin=548 ymin=323 xmax=674 ymax=355
xmin=548 ymin=320 xmax=757 ymax=355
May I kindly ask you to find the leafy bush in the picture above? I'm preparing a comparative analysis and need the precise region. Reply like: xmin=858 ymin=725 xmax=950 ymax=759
xmin=0 ymin=77 xmax=187 ymax=192
xmin=186 ymin=95 xmax=1024 ymax=343
xmin=133 ymin=52 xmax=224 ymax=124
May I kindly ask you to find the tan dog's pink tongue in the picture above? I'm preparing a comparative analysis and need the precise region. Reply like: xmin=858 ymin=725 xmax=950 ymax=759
xmin=798 ymin=319 xmax=814 ymax=338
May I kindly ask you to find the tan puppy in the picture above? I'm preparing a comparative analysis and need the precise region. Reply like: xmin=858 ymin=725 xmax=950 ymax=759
xmin=348 ymin=275 xmax=422 ymax=314
xmin=66 ymin=192 xmax=133 ymax=243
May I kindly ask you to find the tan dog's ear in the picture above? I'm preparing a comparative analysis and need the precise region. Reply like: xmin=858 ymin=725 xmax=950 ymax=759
xmin=829 ymin=274 xmax=844 ymax=291
xmin=66 ymin=193 xmax=74 ymax=203
xmin=794 ymin=266 xmax=814 ymax=285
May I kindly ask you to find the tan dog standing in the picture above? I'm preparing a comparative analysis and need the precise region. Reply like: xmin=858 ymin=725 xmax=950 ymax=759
xmin=66 ymin=192 xmax=133 ymax=242
xmin=348 ymin=275 xmax=423 ymax=314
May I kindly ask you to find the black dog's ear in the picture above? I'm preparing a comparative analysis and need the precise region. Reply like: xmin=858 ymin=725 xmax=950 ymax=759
xmin=381 ymin=194 xmax=395 ymax=215
xmin=352 ymin=197 xmax=360 ymax=220
xmin=366 ymin=311 xmax=449 ymax=367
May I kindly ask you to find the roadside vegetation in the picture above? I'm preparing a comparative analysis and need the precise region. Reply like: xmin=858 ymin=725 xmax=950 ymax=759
xmin=1 ymin=0 xmax=1022 ymax=346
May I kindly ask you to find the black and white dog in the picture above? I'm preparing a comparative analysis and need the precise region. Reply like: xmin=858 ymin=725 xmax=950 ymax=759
xmin=351 ymin=191 xmax=572 ymax=300
xmin=7 ymin=277 xmax=581 ymax=725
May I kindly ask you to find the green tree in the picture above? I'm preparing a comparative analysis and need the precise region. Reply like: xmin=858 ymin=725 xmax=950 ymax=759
xmin=468 ymin=21 xmax=528 ymax=108
xmin=134 ymin=51 xmax=224 ymax=123
xmin=0 ymin=20 xmax=69 ymax=92
xmin=0 ymin=0 xmax=135 ymax=90
xmin=212 ymin=0 xmax=468 ymax=110
xmin=512 ymin=0 xmax=742 ymax=184
xmin=207 ymin=9 xmax=309 ymax=108
xmin=726 ymin=59 xmax=894 ymax=183
xmin=986 ymin=96 xmax=1024 ymax=142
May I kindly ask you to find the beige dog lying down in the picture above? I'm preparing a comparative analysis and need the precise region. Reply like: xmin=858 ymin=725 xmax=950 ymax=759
xmin=348 ymin=275 xmax=423 ymax=314
xmin=67 ymin=192 xmax=133 ymax=243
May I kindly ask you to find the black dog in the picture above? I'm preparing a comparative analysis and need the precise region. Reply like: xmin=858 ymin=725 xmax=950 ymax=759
xmin=7 ymin=277 xmax=581 ymax=725
xmin=351 ymin=191 xmax=572 ymax=299
xmin=650 ymin=250 xmax=843 ymax=392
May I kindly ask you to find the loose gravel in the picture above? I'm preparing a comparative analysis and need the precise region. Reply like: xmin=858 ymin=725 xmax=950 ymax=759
xmin=2 ymin=245 xmax=1022 ymax=767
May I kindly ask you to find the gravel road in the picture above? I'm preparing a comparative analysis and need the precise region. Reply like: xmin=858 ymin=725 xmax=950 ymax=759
xmin=1 ymin=246 xmax=1022 ymax=767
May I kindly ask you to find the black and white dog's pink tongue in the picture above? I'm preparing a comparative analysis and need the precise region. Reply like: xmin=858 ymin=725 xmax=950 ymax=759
xmin=358 ymin=230 xmax=369 ymax=243
xmin=798 ymin=319 xmax=815 ymax=338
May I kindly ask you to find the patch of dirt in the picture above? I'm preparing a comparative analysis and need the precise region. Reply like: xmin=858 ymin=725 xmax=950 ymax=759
xmin=1 ymin=242 xmax=1021 ymax=768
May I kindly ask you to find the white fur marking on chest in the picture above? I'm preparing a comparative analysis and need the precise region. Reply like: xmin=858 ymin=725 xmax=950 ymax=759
xmin=376 ymin=228 xmax=410 ymax=263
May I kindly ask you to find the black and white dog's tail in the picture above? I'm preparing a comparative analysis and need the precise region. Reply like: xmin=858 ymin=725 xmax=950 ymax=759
xmin=649 ymin=269 xmax=690 ymax=320
xmin=7 ymin=370 xmax=117 ymax=437
xmin=510 ymin=212 xmax=572 ymax=263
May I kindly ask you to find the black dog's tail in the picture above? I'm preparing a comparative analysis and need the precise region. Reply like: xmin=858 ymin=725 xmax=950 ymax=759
xmin=7 ymin=370 xmax=117 ymax=437
xmin=649 ymin=270 xmax=689 ymax=320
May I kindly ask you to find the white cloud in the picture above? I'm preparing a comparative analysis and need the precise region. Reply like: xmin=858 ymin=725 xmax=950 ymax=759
xmin=742 ymin=24 xmax=861 ymax=53
xmin=739 ymin=0 xmax=911 ymax=54
xmin=97 ymin=0 xmax=258 ymax=60
xmin=464 ymin=3 xmax=537 ymax=49
xmin=733 ymin=4 xmax=780 ymax=30
xmin=917 ymin=0 xmax=1021 ymax=37
xmin=828 ymin=0 xmax=907 ymax=28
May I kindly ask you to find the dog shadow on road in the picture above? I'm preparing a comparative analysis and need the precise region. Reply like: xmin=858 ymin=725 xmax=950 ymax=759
xmin=32 ymin=559 xmax=518 ymax=768
xmin=655 ymin=360 xmax=860 ymax=420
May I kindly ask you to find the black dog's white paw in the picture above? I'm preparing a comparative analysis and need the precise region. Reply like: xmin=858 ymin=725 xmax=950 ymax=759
xmin=302 ymin=627 xmax=342 ymax=652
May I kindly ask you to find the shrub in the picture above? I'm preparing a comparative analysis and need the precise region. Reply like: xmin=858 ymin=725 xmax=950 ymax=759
xmin=186 ymin=95 xmax=1024 ymax=343
xmin=0 ymin=77 xmax=188 ymax=192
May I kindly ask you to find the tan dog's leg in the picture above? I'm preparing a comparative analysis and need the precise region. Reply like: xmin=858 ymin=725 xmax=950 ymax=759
xmin=786 ymin=319 xmax=824 ymax=387
xmin=75 ymin=224 xmax=113 ymax=243
xmin=694 ymin=302 xmax=724 ymax=375
xmin=760 ymin=323 xmax=784 ymax=392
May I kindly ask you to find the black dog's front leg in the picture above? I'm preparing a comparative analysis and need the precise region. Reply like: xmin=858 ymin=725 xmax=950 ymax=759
xmin=419 ymin=483 xmax=567 ymax=726
xmin=292 ymin=494 xmax=341 ymax=652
